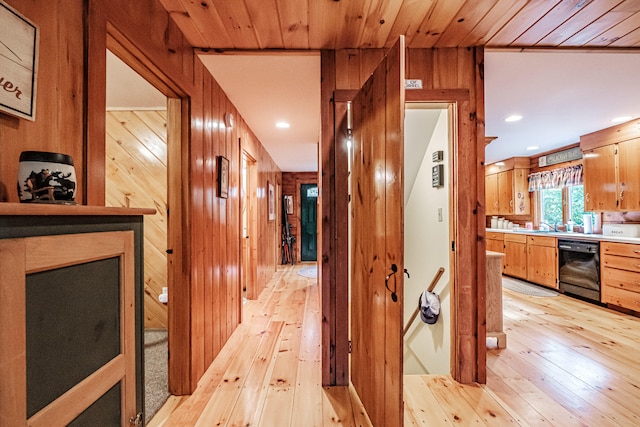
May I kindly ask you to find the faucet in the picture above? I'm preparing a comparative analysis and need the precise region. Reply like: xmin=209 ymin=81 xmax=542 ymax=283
xmin=539 ymin=221 xmax=559 ymax=232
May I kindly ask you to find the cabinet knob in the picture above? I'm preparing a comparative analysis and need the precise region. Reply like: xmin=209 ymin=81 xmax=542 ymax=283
xmin=585 ymin=193 xmax=590 ymax=202
xmin=620 ymin=190 xmax=624 ymax=201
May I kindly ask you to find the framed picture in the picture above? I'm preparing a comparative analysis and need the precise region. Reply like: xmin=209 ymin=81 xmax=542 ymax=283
xmin=0 ymin=1 xmax=39 ymax=121
xmin=268 ymin=182 xmax=275 ymax=221
xmin=217 ymin=156 xmax=229 ymax=198
xmin=284 ymin=195 xmax=293 ymax=215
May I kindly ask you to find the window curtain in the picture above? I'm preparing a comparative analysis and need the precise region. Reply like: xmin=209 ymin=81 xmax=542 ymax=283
xmin=528 ymin=164 xmax=582 ymax=192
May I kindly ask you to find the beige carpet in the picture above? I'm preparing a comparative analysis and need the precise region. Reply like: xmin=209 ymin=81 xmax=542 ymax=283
xmin=144 ymin=329 xmax=169 ymax=423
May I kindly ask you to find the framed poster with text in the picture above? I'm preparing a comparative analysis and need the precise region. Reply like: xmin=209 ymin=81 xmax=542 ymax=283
xmin=0 ymin=1 xmax=38 ymax=121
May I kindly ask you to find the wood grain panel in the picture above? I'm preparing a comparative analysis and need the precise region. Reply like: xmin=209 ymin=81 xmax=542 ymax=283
xmin=151 ymin=0 xmax=640 ymax=50
xmin=106 ymin=110 xmax=168 ymax=330
xmin=350 ymin=38 xmax=404 ymax=427
xmin=1 ymin=0 xmax=85 ymax=204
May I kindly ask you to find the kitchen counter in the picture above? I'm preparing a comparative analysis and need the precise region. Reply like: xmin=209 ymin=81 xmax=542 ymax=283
xmin=486 ymin=228 xmax=640 ymax=245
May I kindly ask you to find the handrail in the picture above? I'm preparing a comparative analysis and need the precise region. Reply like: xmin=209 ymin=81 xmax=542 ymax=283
xmin=403 ymin=267 xmax=445 ymax=336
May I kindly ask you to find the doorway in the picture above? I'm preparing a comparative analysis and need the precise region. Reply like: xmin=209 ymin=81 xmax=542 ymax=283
xmin=403 ymin=105 xmax=452 ymax=376
xmin=105 ymin=50 xmax=172 ymax=423
xmin=300 ymin=183 xmax=318 ymax=261
xmin=241 ymin=150 xmax=258 ymax=300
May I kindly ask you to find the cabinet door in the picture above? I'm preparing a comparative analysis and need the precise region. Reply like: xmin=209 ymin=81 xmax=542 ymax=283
xmin=498 ymin=170 xmax=514 ymax=215
xmin=504 ymin=241 xmax=527 ymax=279
xmin=486 ymin=238 xmax=504 ymax=253
xmin=485 ymin=174 xmax=499 ymax=215
xmin=618 ymin=139 xmax=640 ymax=211
xmin=512 ymin=168 xmax=530 ymax=215
xmin=583 ymin=145 xmax=617 ymax=211
xmin=527 ymin=245 xmax=558 ymax=289
xmin=0 ymin=232 xmax=137 ymax=426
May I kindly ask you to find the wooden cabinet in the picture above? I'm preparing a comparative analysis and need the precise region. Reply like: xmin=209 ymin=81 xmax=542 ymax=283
xmin=601 ymin=241 xmax=640 ymax=312
xmin=503 ymin=233 xmax=527 ymax=279
xmin=527 ymin=235 xmax=558 ymax=289
xmin=617 ymin=139 xmax=640 ymax=211
xmin=0 ymin=205 xmax=149 ymax=425
xmin=583 ymin=144 xmax=617 ymax=212
xmin=581 ymin=120 xmax=640 ymax=212
xmin=485 ymin=158 xmax=530 ymax=216
xmin=486 ymin=231 xmax=504 ymax=253
xmin=485 ymin=174 xmax=499 ymax=215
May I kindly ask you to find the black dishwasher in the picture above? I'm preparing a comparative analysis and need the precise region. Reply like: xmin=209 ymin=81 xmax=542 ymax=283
xmin=558 ymin=239 xmax=600 ymax=303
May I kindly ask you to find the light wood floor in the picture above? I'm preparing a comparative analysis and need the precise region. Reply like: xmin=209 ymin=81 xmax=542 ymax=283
xmin=149 ymin=265 xmax=640 ymax=426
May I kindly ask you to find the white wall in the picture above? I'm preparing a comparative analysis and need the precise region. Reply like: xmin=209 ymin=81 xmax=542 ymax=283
xmin=403 ymin=108 xmax=450 ymax=375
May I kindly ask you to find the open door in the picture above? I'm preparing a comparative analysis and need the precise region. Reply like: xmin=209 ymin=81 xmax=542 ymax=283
xmin=350 ymin=37 xmax=405 ymax=426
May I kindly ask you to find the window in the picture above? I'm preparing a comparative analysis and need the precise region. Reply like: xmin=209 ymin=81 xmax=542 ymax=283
xmin=539 ymin=184 xmax=588 ymax=227
xmin=540 ymin=188 xmax=562 ymax=225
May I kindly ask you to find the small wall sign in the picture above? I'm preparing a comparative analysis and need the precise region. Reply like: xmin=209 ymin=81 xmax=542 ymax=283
xmin=405 ymin=79 xmax=423 ymax=89
xmin=538 ymin=146 xmax=582 ymax=167
xmin=432 ymin=164 xmax=444 ymax=187
xmin=0 ymin=1 xmax=38 ymax=121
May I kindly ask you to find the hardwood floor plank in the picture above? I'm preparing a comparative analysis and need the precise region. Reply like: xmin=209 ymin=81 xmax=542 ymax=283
xmin=421 ymin=376 xmax=488 ymax=425
xmin=403 ymin=375 xmax=452 ymax=425
xmin=149 ymin=267 xmax=640 ymax=427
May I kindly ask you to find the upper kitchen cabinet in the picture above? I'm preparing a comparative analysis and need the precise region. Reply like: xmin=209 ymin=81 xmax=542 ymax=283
xmin=485 ymin=157 xmax=530 ymax=216
xmin=581 ymin=119 xmax=640 ymax=212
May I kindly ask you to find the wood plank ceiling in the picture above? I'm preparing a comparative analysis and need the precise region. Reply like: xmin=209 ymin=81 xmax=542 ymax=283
xmin=158 ymin=0 xmax=640 ymax=50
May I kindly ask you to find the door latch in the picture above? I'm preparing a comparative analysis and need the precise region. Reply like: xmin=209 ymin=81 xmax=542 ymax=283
xmin=129 ymin=412 xmax=143 ymax=426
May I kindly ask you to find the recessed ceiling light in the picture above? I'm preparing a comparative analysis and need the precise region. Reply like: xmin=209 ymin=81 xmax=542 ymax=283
xmin=276 ymin=121 xmax=290 ymax=128
xmin=526 ymin=145 xmax=539 ymax=151
xmin=611 ymin=116 xmax=632 ymax=123
xmin=505 ymin=115 xmax=522 ymax=122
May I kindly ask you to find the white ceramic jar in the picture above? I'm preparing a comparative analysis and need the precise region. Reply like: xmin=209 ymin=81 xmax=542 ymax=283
xmin=18 ymin=151 xmax=76 ymax=203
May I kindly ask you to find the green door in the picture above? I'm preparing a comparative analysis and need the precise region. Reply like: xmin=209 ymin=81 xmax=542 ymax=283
xmin=300 ymin=184 xmax=318 ymax=261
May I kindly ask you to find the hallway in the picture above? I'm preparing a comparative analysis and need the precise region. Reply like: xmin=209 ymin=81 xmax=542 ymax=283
xmin=150 ymin=263 xmax=371 ymax=426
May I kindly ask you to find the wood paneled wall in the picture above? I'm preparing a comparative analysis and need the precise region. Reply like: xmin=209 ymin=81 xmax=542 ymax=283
xmin=282 ymin=172 xmax=318 ymax=263
xmin=3 ymin=0 xmax=281 ymax=395
xmin=322 ymin=46 xmax=485 ymax=385
xmin=0 ymin=0 xmax=85 ymax=204
xmin=105 ymin=110 xmax=169 ymax=330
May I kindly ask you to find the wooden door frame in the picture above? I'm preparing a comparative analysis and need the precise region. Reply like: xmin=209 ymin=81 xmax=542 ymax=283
xmin=320 ymin=48 xmax=486 ymax=387
xmin=86 ymin=18 xmax=190 ymax=395
xmin=241 ymin=149 xmax=259 ymax=300
xmin=297 ymin=180 xmax=318 ymax=263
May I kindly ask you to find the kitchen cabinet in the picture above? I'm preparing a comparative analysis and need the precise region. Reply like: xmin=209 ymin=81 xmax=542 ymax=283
xmin=485 ymin=174 xmax=499 ymax=216
xmin=583 ymin=144 xmax=616 ymax=212
xmin=503 ymin=233 xmax=527 ymax=279
xmin=527 ymin=235 xmax=558 ymax=289
xmin=485 ymin=158 xmax=530 ymax=216
xmin=601 ymin=241 xmax=640 ymax=312
xmin=486 ymin=231 xmax=504 ymax=253
xmin=0 ymin=204 xmax=151 ymax=425
xmin=617 ymin=139 xmax=640 ymax=211
xmin=581 ymin=120 xmax=640 ymax=212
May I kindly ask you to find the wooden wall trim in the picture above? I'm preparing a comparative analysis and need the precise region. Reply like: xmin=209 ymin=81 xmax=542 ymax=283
xmin=320 ymin=49 xmax=339 ymax=386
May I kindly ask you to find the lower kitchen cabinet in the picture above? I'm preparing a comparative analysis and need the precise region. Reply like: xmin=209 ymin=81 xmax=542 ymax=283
xmin=504 ymin=233 xmax=527 ymax=279
xmin=601 ymin=241 xmax=640 ymax=312
xmin=527 ymin=235 xmax=558 ymax=289
xmin=486 ymin=231 xmax=504 ymax=253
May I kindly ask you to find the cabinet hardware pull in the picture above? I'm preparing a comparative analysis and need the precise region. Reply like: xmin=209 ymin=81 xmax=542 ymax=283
xmin=634 ymin=250 xmax=640 ymax=253
xmin=585 ymin=193 xmax=590 ymax=202
xmin=620 ymin=190 xmax=624 ymax=200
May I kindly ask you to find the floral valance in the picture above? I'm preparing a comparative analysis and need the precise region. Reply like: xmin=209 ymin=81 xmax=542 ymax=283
xmin=528 ymin=164 xmax=582 ymax=192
